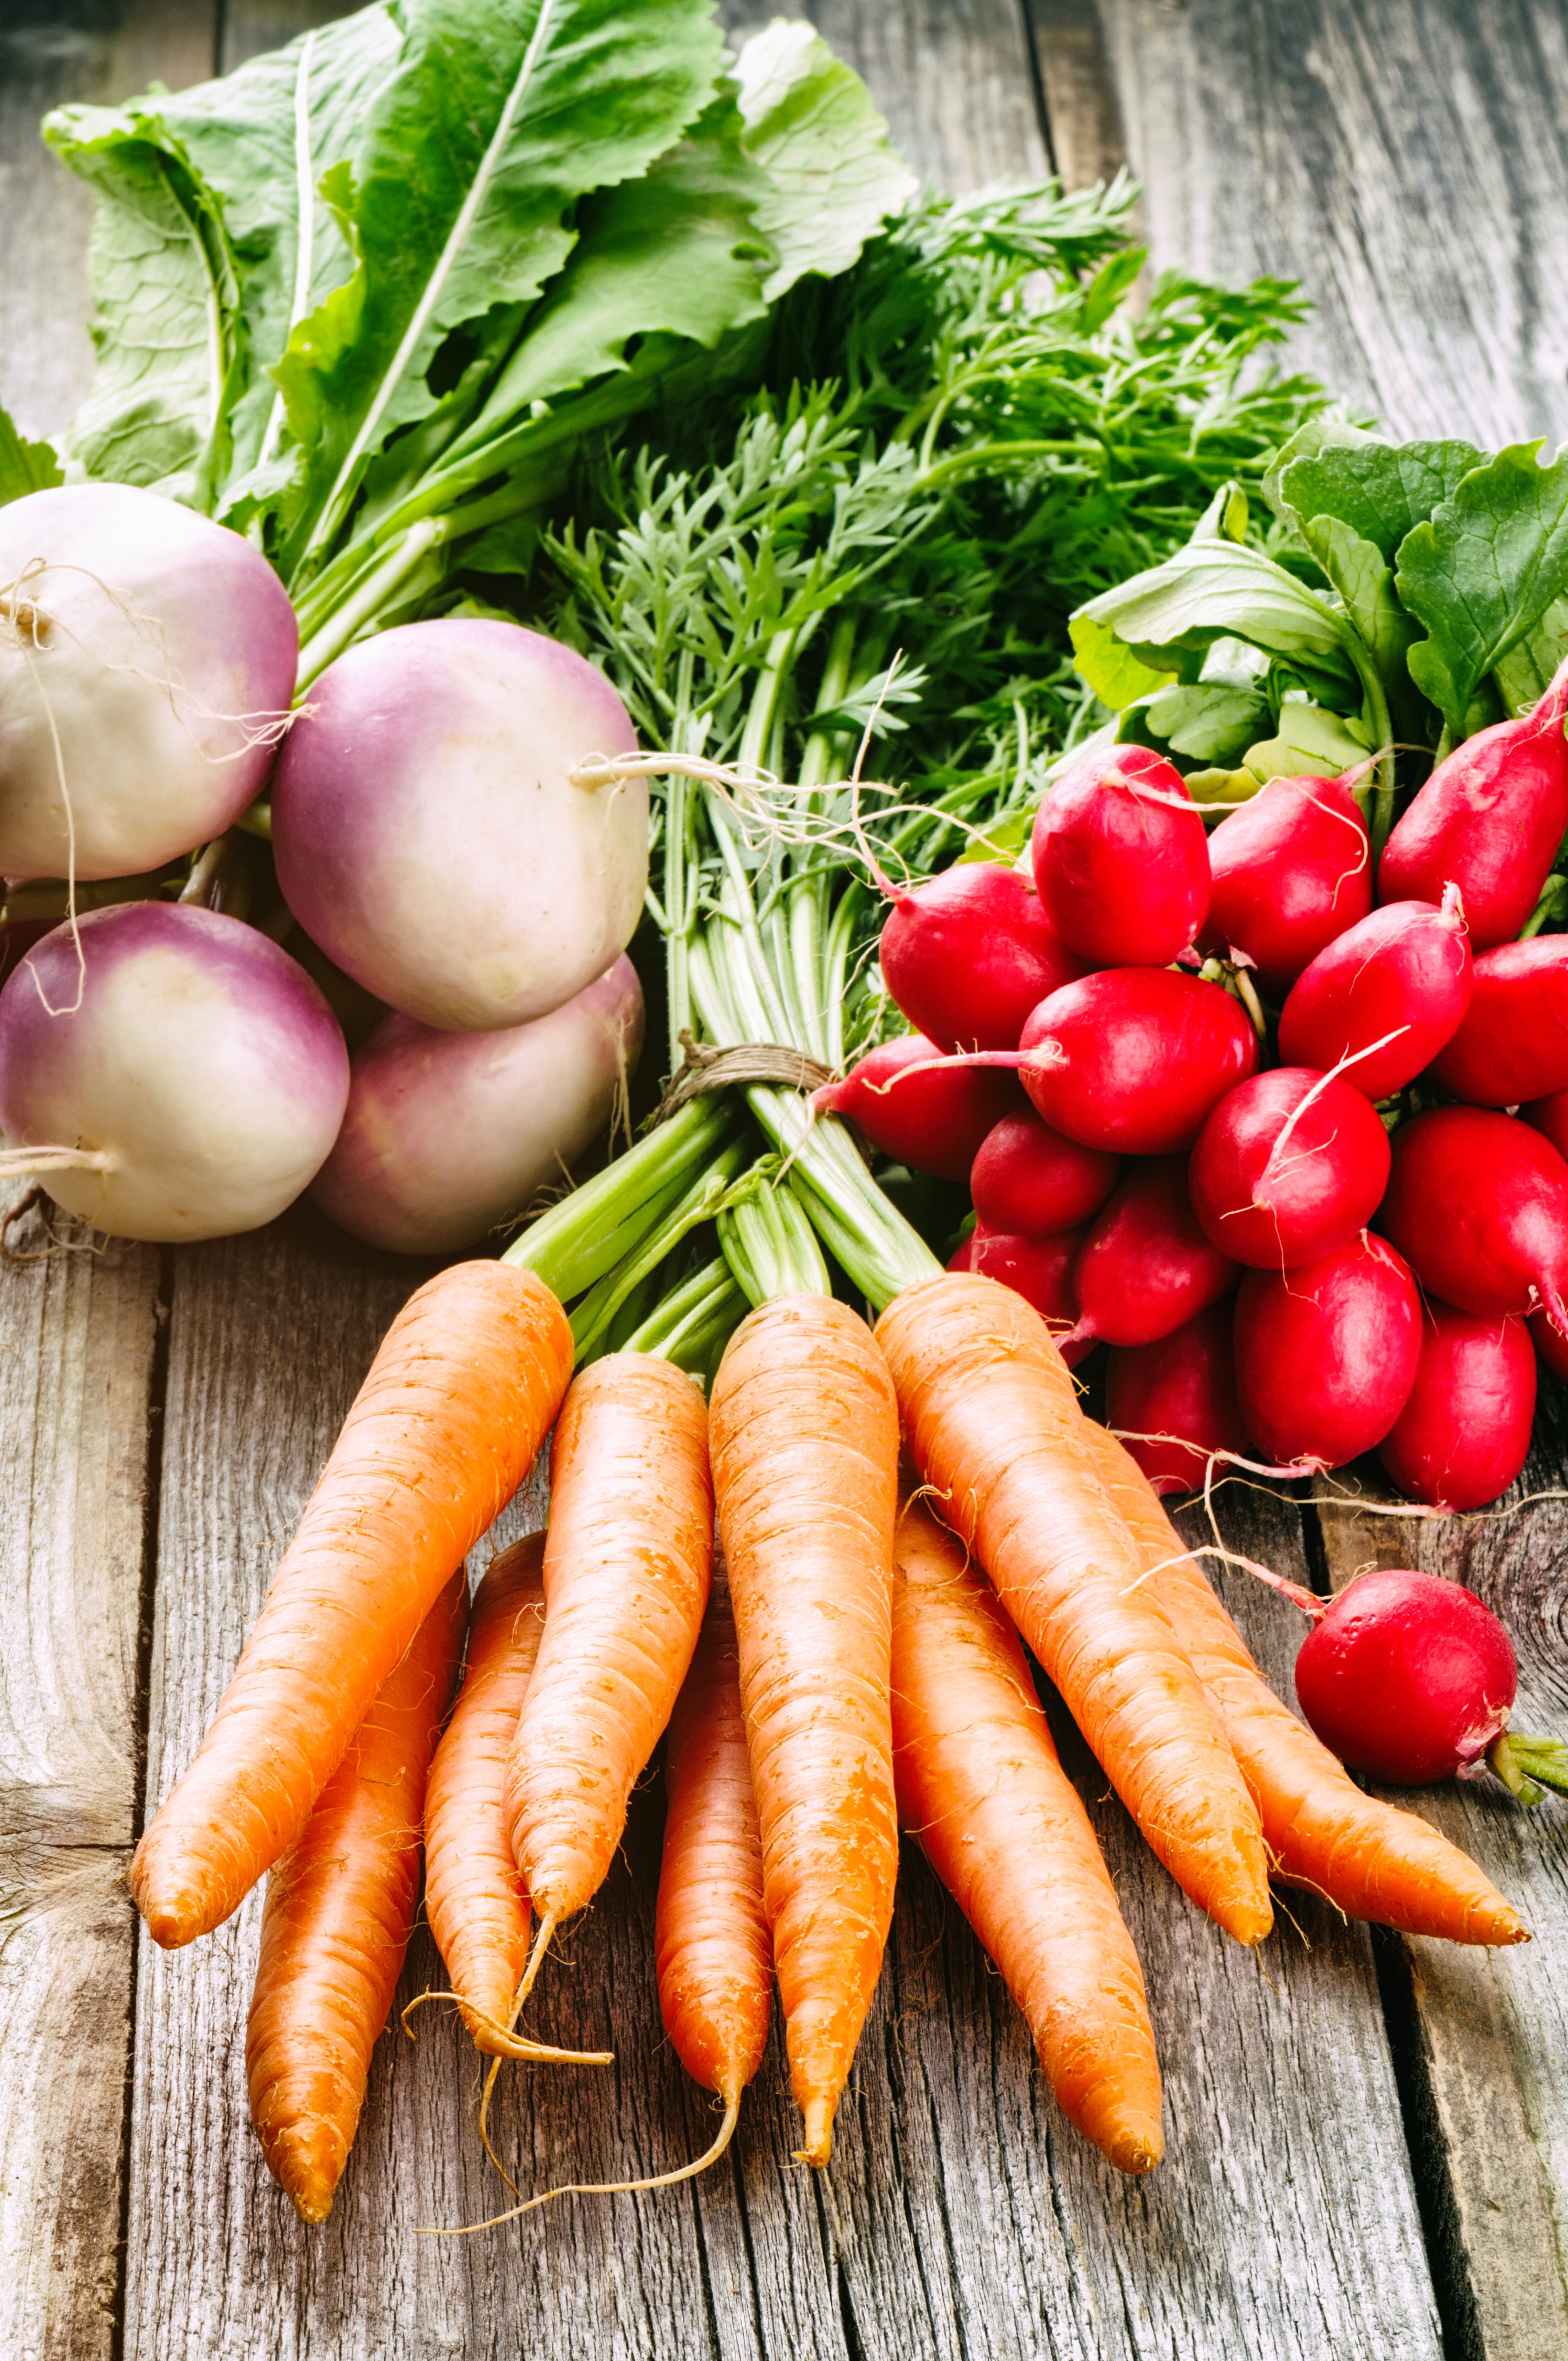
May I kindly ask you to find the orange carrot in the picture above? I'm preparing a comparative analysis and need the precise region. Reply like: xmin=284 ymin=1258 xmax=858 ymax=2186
xmin=1082 ymin=1421 xmax=1529 ymax=1946
xmin=246 ymin=1570 xmax=466 ymax=2223
xmin=709 ymin=1293 xmax=900 ymax=2166
xmin=892 ymin=1499 xmax=1163 ymax=2174
xmin=875 ymin=1272 xmax=1272 ymax=1946
xmin=502 ymin=1353 xmax=712 ymax=2015
xmin=133 ymin=1261 xmax=571 ymax=1949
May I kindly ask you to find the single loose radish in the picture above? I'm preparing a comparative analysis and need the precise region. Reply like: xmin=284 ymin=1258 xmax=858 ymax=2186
xmin=310 ymin=956 xmax=643 ymax=1255
xmin=1016 ymin=969 xmax=1259 ymax=1154
xmin=272 ymin=619 xmax=647 ymax=1032
xmin=1104 ymin=1301 xmax=1252 ymax=1496
xmin=1429 ymin=937 xmax=1568 ymax=1107
xmin=1381 ymin=1106 xmax=1568 ymax=1329
xmin=968 ymin=1225 xmax=1092 ymax=1364
xmin=1232 ymin=1231 xmax=1422 ymax=1467
xmin=1188 ymin=1067 xmax=1391 ymax=1270
xmin=971 ymin=1111 xmax=1120 ymax=1235
xmin=1276 ymin=893 xmax=1472 ymax=1098
xmin=1070 ymin=1156 xmax=1237 ymax=1348
xmin=1376 ymin=1302 xmax=1537 ymax=1511
xmin=1032 ymin=742 xmax=1210 ymax=966
xmin=810 ymin=1035 xmax=1018 ymax=1180
xmin=1294 ymin=1570 xmax=1518 ymax=1785
xmin=1202 ymin=773 xmax=1373 ymax=1000
xmin=1379 ymin=661 xmax=1568 ymax=947
xmin=0 ymin=483 xmax=297 ymax=881
xmin=878 ymin=862 xmax=1087 ymax=1051
xmin=0 ymin=902 xmax=349 ymax=1242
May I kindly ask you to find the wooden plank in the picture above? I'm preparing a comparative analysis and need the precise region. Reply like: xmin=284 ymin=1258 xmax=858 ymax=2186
xmin=1023 ymin=0 xmax=1125 ymax=191
xmin=0 ymin=1192 xmax=163 ymax=2361
xmin=1317 ymin=1401 xmax=1568 ymax=2360
xmin=218 ymin=0 xmax=352 ymax=76
xmin=1095 ymin=0 xmax=1568 ymax=447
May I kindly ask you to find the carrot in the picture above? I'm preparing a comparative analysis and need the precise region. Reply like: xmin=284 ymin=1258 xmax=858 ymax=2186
xmin=132 ymin=1260 xmax=571 ymax=1950
xmin=709 ymin=1293 xmax=900 ymax=2166
xmin=246 ymin=1570 xmax=466 ymax=2224
xmin=875 ymin=1272 xmax=1272 ymax=1946
xmin=892 ymin=1499 xmax=1163 ymax=2174
xmin=502 ymin=1353 xmax=712 ymax=2017
xmin=1082 ymin=1421 xmax=1529 ymax=1946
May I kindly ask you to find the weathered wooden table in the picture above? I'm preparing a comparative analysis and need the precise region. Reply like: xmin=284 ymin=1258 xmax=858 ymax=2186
xmin=3 ymin=4 xmax=1567 ymax=2355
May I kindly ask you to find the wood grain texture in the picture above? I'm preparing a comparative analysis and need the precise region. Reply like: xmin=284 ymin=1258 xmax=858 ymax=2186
xmin=0 ymin=1193 xmax=162 ymax=2361
xmin=1024 ymin=0 xmax=1125 ymax=191
xmin=1318 ymin=1390 xmax=1568 ymax=2361
xmin=1096 ymin=0 xmax=1568 ymax=446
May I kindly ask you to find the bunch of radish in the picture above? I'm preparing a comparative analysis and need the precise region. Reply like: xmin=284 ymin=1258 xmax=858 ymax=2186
xmin=821 ymin=663 xmax=1568 ymax=1515
xmin=0 ymin=485 xmax=646 ymax=1246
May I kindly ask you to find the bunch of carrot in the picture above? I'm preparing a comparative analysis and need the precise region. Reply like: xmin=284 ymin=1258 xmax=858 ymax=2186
xmin=129 ymin=1255 xmax=1526 ymax=2227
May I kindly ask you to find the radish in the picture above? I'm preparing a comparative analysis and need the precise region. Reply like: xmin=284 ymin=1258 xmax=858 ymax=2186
xmin=1529 ymin=1303 xmax=1568 ymax=1383
xmin=1188 ymin=1067 xmax=1391 ymax=1270
xmin=0 ymin=483 xmax=297 ymax=881
xmin=1104 ymin=1302 xmax=1252 ymax=1497
xmin=1015 ymin=968 xmax=1259 ymax=1154
xmin=309 ymin=956 xmax=644 ymax=1255
xmin=810 ymin=1034 xmax=1019 ymax=1180
xmin=1376 ymin=1302 xmax=1537 ymax=1512
xmin=878 ymin=862 xmax=1087 ymax=1051
xmin=1276 ymin=891 xmax=1472 ymax=1099
xmin=1232 ymin=1231 xmax=1423 ymax=1467
xmin=1428 ymin=936 xmax=1568 ymax=1107
xmin=1069 ymin=1155 xmax=1237 ymax=1348
xmin=1293 ymin=1570 xmax=1518 ymax=1785
xmin=1032 ymin=741 xmax=1210 ymax=967
xmin=970 ymin=1108 xmax=1119 ymax=1234
xmin=1201 ymin=772 xmax=1373 ymax=1001
xmin=1380 ymin=1106 xmax=1568 ymax=1329
xmin=271 ymin=618 xmax=647 ymax=1033
xmin=1378 ymin=660 xmax=1568 ymax=948
xmin=0 ymin=902 xmax=348 ymax=1241
xmin=1525 ymin=1086 xmax=1568 ymax=1163
xmin=967 ymin=1225 xmax=1092 ymax=1364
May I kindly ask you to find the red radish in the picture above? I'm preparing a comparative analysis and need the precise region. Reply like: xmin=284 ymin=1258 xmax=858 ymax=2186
xmin=1378 ymin=661 xmax=1568 ymax=948
xmin=1015 ymin=969 xmax=1259 ymax=1155
xmin=1104 ymin=1302 xmax=1252 ymax=1497
xmin=1525 ymin=1087 xmax=1568 ymax=1163
xmin=1376 ymin=1303 xmax=1536 ymax=1512
xmin=1429 ymin=937 xmax=1568 ymax=1107
xmin=948 ymin=1235 xmax=976 ymax=1273
xmin=1529 ymin=1303 xmax=1568 ymax=1381
xmin=810 ymin=1035 xmax=1018 ymax=1180
xmin=967 ymin=1226 xmax=1092 ymax=1364
xmin=879 ymin=863 xmax=1087 ymax=1052
xmin=1380 ymin=1106 xmax=1568 ymax=1330
xmin=1201 ymin=773 xmax=1373 ymax=1001
xmin=1031 ymin=743 xmax=1210 ymax=967
xmin=1293 ymin=1570 xmax=1517 ymax=1785
xmin=1276 ymin=892 xmax=1472 ymax=1099
xmin=1069 ymin=1156 xmax=1237 ymax=1349
xmin=971 ymin=1110 xmax=1119 ymax=1235
xmin=1188 ymin=1068 xmax=1391 ymax=1271
xmin=1232 ymin=1232 xmax=1422 ymax=1467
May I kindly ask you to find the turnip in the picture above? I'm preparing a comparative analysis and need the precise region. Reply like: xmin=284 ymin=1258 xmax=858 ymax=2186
xmin=810 ymin=1034 xmax=1019 ymax=1180
xmin=970 ymin=1108 xmax=1119 ymax=1235
xmin=1188 ymin=1067 xmax=1391 ymax=1270
xmin=1014 ymin=968 xmax=1259 ymax=1154
xmin=1276 ymin=891 xmax=1472 ymax=1099
xmin=1032 ymin=742 xmax=1210 ymax=967
xmin=1201 ymin=773 xmax=1372 ymax=1001
xmin=878 ymin=861 xmax=1087 ymax=1051
xmin=966 ymin=1225 xmax=1091 ymax=1364
xmin=1376 ymin=1302 xmax=1537 ymax=1513
xmin=270 ymin=618 xmax=647 ymax=1033
xmin=1104 ymin=1302 xmax=1252 ymax=1497
xmin=309 ymin=956 xmax=644 ymax=1255
xmin=0 ymin=902 xmax=348 ymax=1241
xmin=0 ymin=483 xmax=297 ymax=881
xmin=1069 ymin=1155 xmax=1237 ymax=1349
xmin=1378 ymin=660 xmax=1568 ymax=948
xmin=1380 ymin=1106 xmax=1568 ymax=1329
xmin=1232 ymin=1231 xmax=1423 ymax=1467
xmin=1428 ymin=937 xmax=1568 ymax=1107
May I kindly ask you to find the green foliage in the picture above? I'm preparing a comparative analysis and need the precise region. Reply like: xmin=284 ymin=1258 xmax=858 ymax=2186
xmin=0 ymin=406 xmax=62 ymax=505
